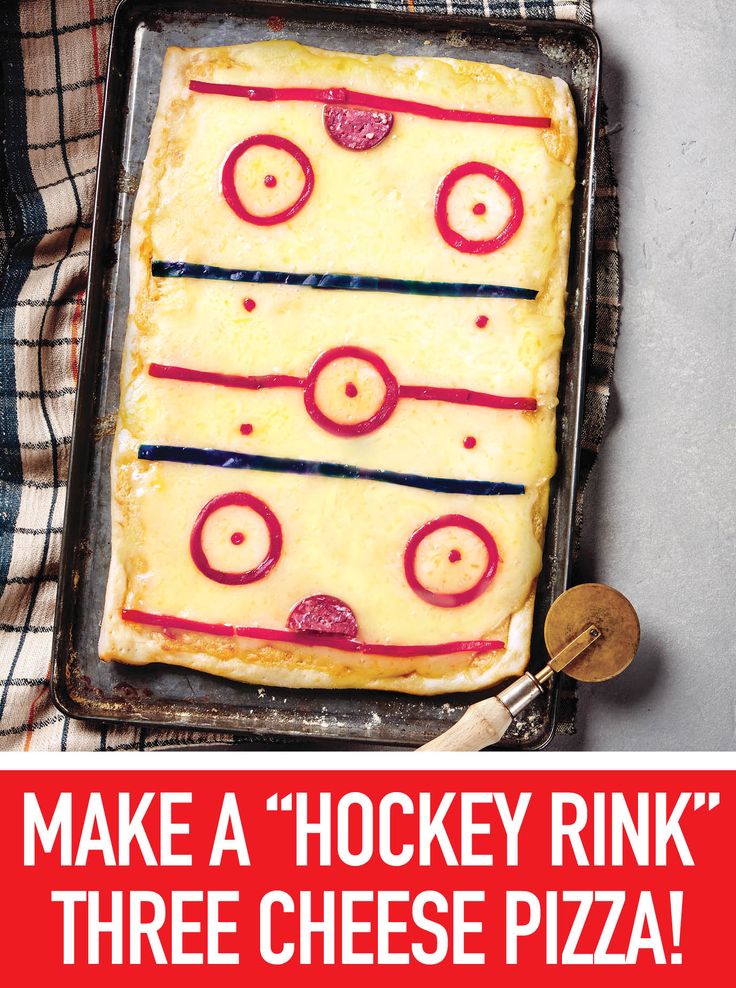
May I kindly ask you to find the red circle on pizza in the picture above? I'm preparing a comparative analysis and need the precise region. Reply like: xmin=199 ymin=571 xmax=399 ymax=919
xmin=434 ymin=162 xmax=523 ymax=254
xmin=190 ymin=491 xmax=282 ymax=585
xmin=303 ymin=345 xmax=400 ymax=436
xmin=404 ymin=513 xmax=499 ymax=607
xmin=221 ymin=134 xmax=314 ymax=226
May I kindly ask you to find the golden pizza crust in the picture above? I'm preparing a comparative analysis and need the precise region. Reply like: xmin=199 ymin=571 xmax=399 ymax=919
xmin=99 ymin=41 xmax=576 ymax=695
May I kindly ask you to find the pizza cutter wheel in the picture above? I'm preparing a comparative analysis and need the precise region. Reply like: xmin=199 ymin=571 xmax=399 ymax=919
xmin=418 ymin=583 xmax=640 ymax=752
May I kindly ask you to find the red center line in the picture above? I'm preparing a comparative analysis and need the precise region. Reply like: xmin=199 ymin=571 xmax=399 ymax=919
xmin=188 ymin=80 xmax=551 ymax=129
xmin=149 ymin=363 xmax=305 ymax=390
xmin=122 ymin=608 xmax=504 ymax=657
xmin=148 ymin=363 xmax=537 ymax=412
xmin=398 ymin=384 xmax=537 ymax=412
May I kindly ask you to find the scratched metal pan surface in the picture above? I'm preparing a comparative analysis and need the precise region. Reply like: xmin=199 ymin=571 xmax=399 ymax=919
xmin=50 ymin=0 xmax=600 ymax=748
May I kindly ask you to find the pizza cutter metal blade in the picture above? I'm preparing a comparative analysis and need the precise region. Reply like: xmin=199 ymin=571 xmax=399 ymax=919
xmin=418 ymin=583 xmax=640 ymax=752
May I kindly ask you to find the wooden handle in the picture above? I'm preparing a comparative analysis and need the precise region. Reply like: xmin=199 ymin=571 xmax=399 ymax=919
xmin=418 ymin=697 xmax=512 ymax=752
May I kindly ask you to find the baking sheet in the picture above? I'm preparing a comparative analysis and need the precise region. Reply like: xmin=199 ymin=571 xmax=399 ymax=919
xmin=50 ymin=0 xmax=600 ymax=748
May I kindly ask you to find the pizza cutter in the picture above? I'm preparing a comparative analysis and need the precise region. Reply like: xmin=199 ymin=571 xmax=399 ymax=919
xmin=418 ymin=583 xmax=640 ymax=752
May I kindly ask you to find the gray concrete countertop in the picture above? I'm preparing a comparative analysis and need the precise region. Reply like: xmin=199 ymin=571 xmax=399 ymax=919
xmin=551 ymin=0 xmax=735 ymax=750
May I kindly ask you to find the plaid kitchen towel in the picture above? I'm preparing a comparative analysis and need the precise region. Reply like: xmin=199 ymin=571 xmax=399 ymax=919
xmin=0 ymin=0 xmax=618 ymax=751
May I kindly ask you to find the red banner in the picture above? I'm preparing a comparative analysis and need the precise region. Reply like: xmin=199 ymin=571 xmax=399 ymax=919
xmin=1 ymin=769 xmax=731 ymax=984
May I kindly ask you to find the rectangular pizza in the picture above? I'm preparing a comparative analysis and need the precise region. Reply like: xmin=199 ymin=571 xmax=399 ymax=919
xmin=98 ymin=40 xmax=577 ymax=694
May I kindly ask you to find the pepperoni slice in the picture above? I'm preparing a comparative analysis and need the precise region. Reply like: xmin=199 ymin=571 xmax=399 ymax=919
xmin=323 ymin=105 xmax=394 ymax=151
xmin=287 ymin=594 xmax=359 ymax=638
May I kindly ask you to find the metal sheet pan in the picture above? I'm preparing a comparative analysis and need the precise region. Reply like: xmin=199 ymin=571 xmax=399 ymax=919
xmin=50 ymin=0 xmax=600 ymax=748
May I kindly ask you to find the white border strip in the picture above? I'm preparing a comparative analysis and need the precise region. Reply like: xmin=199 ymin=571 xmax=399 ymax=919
xmin=1 ymin=752 xmax=734 ymax=771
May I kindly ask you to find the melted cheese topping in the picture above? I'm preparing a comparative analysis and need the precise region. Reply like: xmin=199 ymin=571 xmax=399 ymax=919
xmin=99 ymin=41 xmax=577 ymax=694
